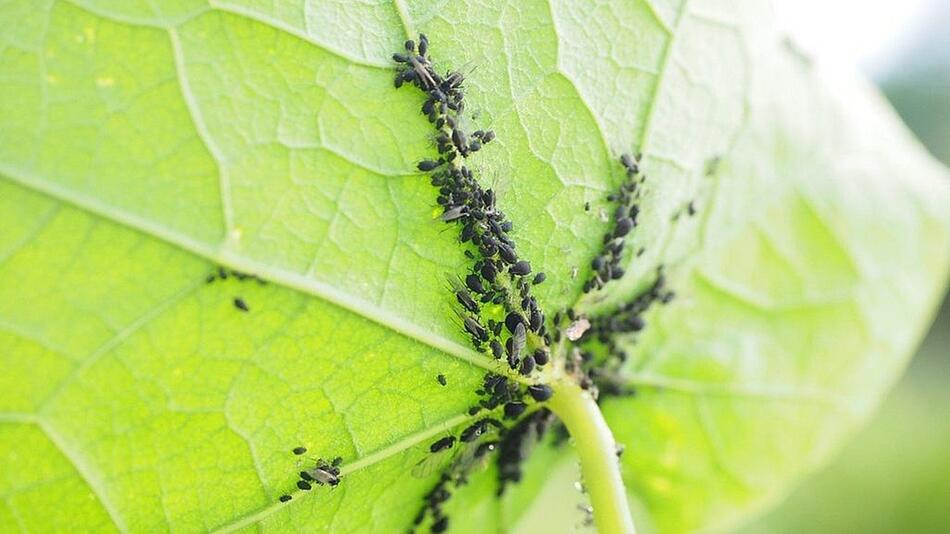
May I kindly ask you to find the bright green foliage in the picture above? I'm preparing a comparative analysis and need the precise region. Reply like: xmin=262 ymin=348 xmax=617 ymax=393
xmin=0 ymin=1 xmax=947 ymax=533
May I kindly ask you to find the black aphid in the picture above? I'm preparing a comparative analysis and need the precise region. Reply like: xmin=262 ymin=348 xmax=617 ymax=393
xmin=460 ymin=420 xmax=487 ymax=442
xmin=463 ymin=317 xmax=488 ymax=343
xmin=614 ymin=217 xmax=634 ymax=237
xmin=292 ymin=447 xmax=307 ymax=455
xmin=233 ymin=297 xmax=249 ymax=312
xmin=533 ymin=349 xmax=549 ymax=366
xmin=418 ymin=159 xmax=441 ymax=171
xmin=510 ymin=260 xmax=531 ymax=276
xmin=505 ymin=311 xmax=525 ymax=334
xmin=532 ymin=272 xmax=546 ymax=285
xmin=527 ymin=384 xmax=552 ymax=401
xmin=297 ymin=480 xmax=312 ymax=491
xmin=490 ymin=339 xmax=503 ymax=359
xmin=430 ymin=436 xmax=456 ymax=453
xmin=431 ymin=516 xmax=449 ymax=533
xmin=497 ymin=242 xmax=517 ymax=264
xmin=279 ymin=495 xmax=292 ymax=502
xmin=504 ymin=401 xmax=526 ymax=419
xmin=519 ymin=354 xmax=536 ymax=375
xmin=465 ymin=273 xmax=486 ymax=294
xmin=437 ymin=374 xmax=447 ymax=386
xmin=455 ymin=290 xmax=479 ymax=314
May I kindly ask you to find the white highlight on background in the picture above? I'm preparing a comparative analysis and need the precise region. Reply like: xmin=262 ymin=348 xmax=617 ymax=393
xmin=773 ymin=0 xmax=933 ymax=75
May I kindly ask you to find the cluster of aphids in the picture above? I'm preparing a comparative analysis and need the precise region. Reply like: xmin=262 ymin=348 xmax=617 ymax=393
xmin=277 ymin=447 xmax=342 ymax=503
xmin=394 ymin=35 xmax=552 ymax=378
xmin=395 ymin=34 xmax=563 ymax=533
xmin=496 ymin=410 xmax=554 ymax=492
xmin=204 ymin=267 xmax=268 ymax=313
xmin=582 ymin=154 xmax=645 ymax=293
xmin=578 ymin=269 xmax=675 ymax=393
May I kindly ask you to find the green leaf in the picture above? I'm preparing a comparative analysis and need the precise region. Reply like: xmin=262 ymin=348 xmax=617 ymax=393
xmin=0 ymin=1 xmax=947 ymax=533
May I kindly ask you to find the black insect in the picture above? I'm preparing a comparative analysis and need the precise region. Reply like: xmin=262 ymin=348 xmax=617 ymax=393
xmin=533 ymin=349 xmax=549 ymax=366
xmin=480 ymin=261 xmax=497 ymax=282
xmin=620 ymin=153 xmax=639 ymax=174
xmin=519 ymin=354 xmax=536 ymax=375
xmin=465 ymin=273 xmax=486 ymax=294
xmin=463 ymin=317 xmax=488 ymax=343
xmin=440 ymin=205 xmax=468 ymax=222
xmin=297 ymin=480 xmax=312 ymax=491
xmin=418 ymin=159 xmax=441 ymax=172
xmin=497 ymin=242 xmax=517 ymax=264
xmin=591 ymin=256 xmax=605 ymax=270
xmin=431 ymin=516 xmax=449 ymax=533
xmin=614 ymin=217 xmax=634 ymax=237
xmin=527 ymin=384 xmax=552 ymax=401
xmin=460 ymin=420 xmax=488 ymax=442
xmin=437 ymin=374 xmax=447 ymax=386
xmin=504 ymin=311 xmax=525 ymax=334
xmin=233 ymin=297 xmax=249 ymax=312
xmin=292 ymin=447 xmax=307 ymax=455
xmin=490 ymin=339 xmax=503 ymax=359
xmin=430 ymin=436 xmax=456 ymax=453
xmin=279 ymin=495 xmax=292 ymax=502
xmin=504 ymin=401 xmax=526 ymax=419
xmin=510 ymin=260 xmax=531 ymax=276
xmin=455 ymin=290 xmax=479 ymax=314
xmin=308 ymin=467 xmax=340 ymax=486
xmin=532 ymin=272 xmax=546 ymax=285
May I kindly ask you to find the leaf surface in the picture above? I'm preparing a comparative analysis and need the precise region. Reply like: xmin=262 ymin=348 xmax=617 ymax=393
xmin=0 ymin=0 xmax=947 ymax=533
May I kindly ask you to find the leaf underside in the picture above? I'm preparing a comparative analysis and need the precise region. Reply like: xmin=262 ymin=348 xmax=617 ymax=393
xmin=0 ymin=1 xmax=948 ymax=533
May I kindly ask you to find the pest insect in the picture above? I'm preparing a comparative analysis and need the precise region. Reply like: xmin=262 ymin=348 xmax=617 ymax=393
xmin=455 ymin=289 xmax=479 ymax=314
xmin=430 ymin=436 xmax=456 ymax=453
xmin=292 ymin=447 xmax=307 ymax=455
xmin=233 ymin=297 xmax=249 ymax=312
xmin=463 ymin=316 xmax=488 ymax=343
xmin=519 ymin=354 xmax=536 ymax=375
xmin=490 ymin=339 xmax=503 ymax=359
xmin=614 ymin=217 xmax=634 ymax=237
xmin=465 ymin=273 xmax=486 ymax=294
xmin=418 ymin=159 xmax=441 ymax=172
xmin=509 ymin=260 xmax=531 ymax=276
xmin=532 ymin=272 xmax=546 ymax=285
xmin=304 ymin=460 xmax=341 ymax=487
xmin=504 ymin=401 xmax=526 ymax=419
xmin=279 ymin=495 xmax=292 ymax=502
xmin=505 ymin=311 xmax=526 ymax=334
xmin=533 ymin=349 xmax=549 ymax=366
xmin=437 ymin=374 xmax=447 ymax=386
xmin=527 ymin=384 xmax=552 ymax=401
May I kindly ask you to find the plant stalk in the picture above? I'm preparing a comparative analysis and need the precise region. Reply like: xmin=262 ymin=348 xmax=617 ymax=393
xmin=547 ymin=380 xmax=636 ymax=534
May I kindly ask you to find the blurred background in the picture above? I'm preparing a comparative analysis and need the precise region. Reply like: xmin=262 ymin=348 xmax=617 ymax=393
xmin=737 ymin=0 xmax=950 ymax=531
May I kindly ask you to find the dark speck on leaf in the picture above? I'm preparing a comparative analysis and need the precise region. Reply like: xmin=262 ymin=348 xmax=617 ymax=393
xmin=233 ymin=297 xmax=249 ymax=312
xmin=437 ymin=374 xmax=447 ymax=386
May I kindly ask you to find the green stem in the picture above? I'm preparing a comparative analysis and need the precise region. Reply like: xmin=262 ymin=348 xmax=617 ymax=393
xmin=547 ymin=381 xmax=636 ymax=534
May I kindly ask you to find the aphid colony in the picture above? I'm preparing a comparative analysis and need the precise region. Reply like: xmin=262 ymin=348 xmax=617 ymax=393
xmin=277 ymin=447 xmax=343 ymax=503
xmin=395 ymin=34 xmax=563 ymax=533
xmin=395 ymin=35 xmax=552 ymax=380
xmin=582 ymin=154 xmax=646 ymax=293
